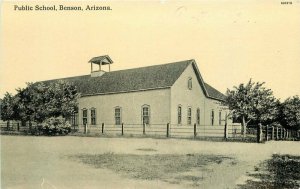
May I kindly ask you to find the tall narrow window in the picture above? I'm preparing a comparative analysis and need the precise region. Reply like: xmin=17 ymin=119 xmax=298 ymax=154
xmin=178 ymin=105 xmax=182 ymax=124
xmin=211 ymin=110 xmax=214 ymax=126
xmin=188 ymin=77 xmax=192 ymax=90
xmin=82 ymin=109 xmax=88 ymax=125
xmin=142 ymin=105 xmax=150 ymax=125
xmin=219 ymin=111 xmax=222 ymax=125
xmin=91 ymin=108 xmax=96 ymax=125
xmin=115 ymin=107 xmax=122 ymax=125
xmin=187 ymin=107 xmax=192 ymax=125
xmin=71 ymin=112 xmax=78 ymax=126
xmin=196 ymin=108 xmax=200 ymax=125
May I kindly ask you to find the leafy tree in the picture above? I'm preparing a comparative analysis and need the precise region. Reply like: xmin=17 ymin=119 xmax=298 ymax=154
xmin=279 ymin=96 xmax=300 ymax=131
xmin=0 ymin=92 xmax=19 ymax=122
xmin=2 ymin=80 xmax=79 ymax=126
xmin=226 ymin=79 xmax=279 ymax=136
xmin=15 ymin=82 xmax=45 ymax=124
xmin=43 ymin=80 xmax=79 ymax=119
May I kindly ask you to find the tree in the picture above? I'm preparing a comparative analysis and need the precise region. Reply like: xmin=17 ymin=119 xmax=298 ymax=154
xmin=0 ymin=92 xmax=19 ymax=122
xmin=43 ymin=80 xmax=79 ymax=119
xmin=226 ymin=79 xmax=279 ymax=136
xmin=2 ymin=80 xmax=79 ymax=124
xmin=279 ymin=96 xmax=300 ymax=131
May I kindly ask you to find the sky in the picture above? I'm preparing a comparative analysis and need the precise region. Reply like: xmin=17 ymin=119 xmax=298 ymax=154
xmin=1 ymin=0 xmax=300 ymax=101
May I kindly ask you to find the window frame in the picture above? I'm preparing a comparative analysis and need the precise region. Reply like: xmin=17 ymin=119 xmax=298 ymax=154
xmin=90 ymin=108 xmax=96 ymax=125
xmin=187 ymin=107 xmax=192 ymax=125
xmin=142 ymin=104 xmax=150 ymax=125
xmin=188 ymin=77 xmax=193 ymax=90
xmin=196 ymin=108 xmax=200 ymax=125
xmin=114 ymin=107 xmax=122 ymax=125
xmin=211 ymin=109 xmax=214 ymax=126
xmin=219 ymin=111 xmax=222 ymax=126
xmin=71 ymin=111 xmax=78 ymax=126
xmin=82 ymin=108 xmax=88 ymax=125
xmin=178 ymin=105 xmax=182 ymax=125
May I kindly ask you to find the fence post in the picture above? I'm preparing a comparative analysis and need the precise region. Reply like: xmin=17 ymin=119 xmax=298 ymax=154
xmin=121 ymin=123 xmax=124 ymax=136
xmin=224 ymin=123 xmax=228 ymax=140
xmin=280 ymin=127 xmax=283 ymax=139
xmin=101 ymin=123 xmax=104 ymax=134
xmin=17 ymin=122 xmax=20 ymax=131
xmin=276 ymin=127 xmax=279 ymax=140
xmin=7 ymin=121 xmax=10 ymax=131
xmin=257 ymin=123 xmax=263 ymax=143
xmin=166 ymin=123 xmax=170 ymax=138
xmin=143 ymin=123 xmax=146 ymax=135
xmin=271 ymin=126 xmax=274 ymax=140
xmin=194 ymin=123 xmax=197 ymax=138
xmin=284 ymin=129 xmax=287 ymax=139
xmin=265 ymin=125 xmax=269 ymax=141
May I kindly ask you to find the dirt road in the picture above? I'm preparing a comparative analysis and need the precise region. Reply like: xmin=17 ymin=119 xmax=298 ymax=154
xmin=1 ymin=136 xmax=299 ymax=189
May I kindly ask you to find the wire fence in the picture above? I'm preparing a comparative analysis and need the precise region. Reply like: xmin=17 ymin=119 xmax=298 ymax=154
xmin=73 ymin=123 xmax=243 ymax=139
xmin=1 ymin=121 xmax=299 ymax=142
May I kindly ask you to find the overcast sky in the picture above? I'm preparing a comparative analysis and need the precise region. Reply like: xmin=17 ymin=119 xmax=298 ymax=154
xmin=1 ymin=1 xmax=300 ymax=100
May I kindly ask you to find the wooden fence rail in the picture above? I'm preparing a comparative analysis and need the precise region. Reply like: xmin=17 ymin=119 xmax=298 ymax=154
xmin=1 ymin=121 xmax=299 ymax=142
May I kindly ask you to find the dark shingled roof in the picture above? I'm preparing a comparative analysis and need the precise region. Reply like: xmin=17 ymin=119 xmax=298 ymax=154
xmin=40 ymin=60 xmax=226 ymax=101
xmin=204 ymin=83 xmax=226 ymax=101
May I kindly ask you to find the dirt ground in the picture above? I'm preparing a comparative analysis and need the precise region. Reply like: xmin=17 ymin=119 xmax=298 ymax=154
xmin=1 ymin=135 xmax=299 ymax=189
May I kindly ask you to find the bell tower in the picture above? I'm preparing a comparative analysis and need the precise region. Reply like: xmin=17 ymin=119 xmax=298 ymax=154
xmin=88 ymin=55 xmax=113 ymax=77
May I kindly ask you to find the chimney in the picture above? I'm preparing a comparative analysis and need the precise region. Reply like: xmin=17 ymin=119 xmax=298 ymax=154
xmin=88 ymin=55 xmax=113 ymax=77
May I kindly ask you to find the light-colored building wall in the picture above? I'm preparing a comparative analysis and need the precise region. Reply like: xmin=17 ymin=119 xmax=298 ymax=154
xmin=203 ymin=98 xmax=231 ymax=126
xmin=170 ymin=64 xmax=230 ymax=126
xmin=78 ymin=88 xmax=171 ymax=126
xmin=170 ymin=64 xmax=206 ymax=125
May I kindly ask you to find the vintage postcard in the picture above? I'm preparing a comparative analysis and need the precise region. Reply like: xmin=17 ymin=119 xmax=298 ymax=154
xmin=1 ymin=0 xmax=300 ymax=188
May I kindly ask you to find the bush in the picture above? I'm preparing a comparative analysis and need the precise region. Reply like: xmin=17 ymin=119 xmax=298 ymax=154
xmin=40 ymin=116 xmax=71 ymax=136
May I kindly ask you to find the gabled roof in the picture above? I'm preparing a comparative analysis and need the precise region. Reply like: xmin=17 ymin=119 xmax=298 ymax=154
xmin=89 ymin=55 xmax=113 ymax=65
xmin=40 ymin=60 xmax=226 ymax=101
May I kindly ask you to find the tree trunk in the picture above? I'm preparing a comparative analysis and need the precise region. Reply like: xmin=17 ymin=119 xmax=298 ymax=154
xmin=242 ymin=116 xmax=247 ymax=137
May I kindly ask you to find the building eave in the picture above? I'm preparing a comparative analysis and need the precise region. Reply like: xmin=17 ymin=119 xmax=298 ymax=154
xmin=80 ymin=86 xmax=171 ymax=97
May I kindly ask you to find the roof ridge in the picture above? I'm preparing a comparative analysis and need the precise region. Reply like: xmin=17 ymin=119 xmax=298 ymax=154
xmin=106 ymin=59 xmax=193 ymax=74
xmin=38 ymin=59 xmax=193 ymax=83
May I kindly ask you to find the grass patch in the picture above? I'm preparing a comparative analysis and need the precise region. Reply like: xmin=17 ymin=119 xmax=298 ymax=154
xmin=136 ymin=148 xmax=157 ymax=152
xmin=70 ymin=153 xmax=232 ymax=186
xmin=239 ymin=154 xmax=300 ymax=189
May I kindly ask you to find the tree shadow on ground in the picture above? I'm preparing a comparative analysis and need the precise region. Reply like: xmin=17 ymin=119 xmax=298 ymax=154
xmin=239 ymin=154 xmax=300 ymax=189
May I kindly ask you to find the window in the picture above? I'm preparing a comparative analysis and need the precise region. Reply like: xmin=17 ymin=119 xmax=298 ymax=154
xmin=187 ymin=107 xmax=192 ymax=125
xmin=196 ymin=108 xmax=200 ymax=125
xmin=82 ymin=109 xmax=88 ymax=125
xmin=188 ymin=77 xmax=192 ymax=90
xmin=115 ymin=107 xmax=122 ymax=125
xmin=91 ymin=108 xmax=96 ymax=125
xmin=178 ymin=105 xmax=182 ymax=124
xmin=142 ymin=105 xmax=150 ymax=125
xmin=211 ymin=110 xmax=214 ymax=126
xmin=71 ymin=112 xmax=78 ymax=126
xmin=219 ymin=111 xmax=222 ymax=125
